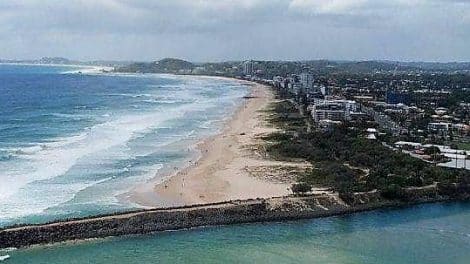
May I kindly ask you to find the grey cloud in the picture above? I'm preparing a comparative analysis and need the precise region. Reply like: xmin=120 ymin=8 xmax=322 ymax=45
xmin=0 ymin=0 xmax=469 ymax=61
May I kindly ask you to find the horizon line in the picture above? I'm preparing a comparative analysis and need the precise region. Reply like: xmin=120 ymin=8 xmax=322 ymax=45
xmin=2 ymin=57 xmax=470 ymax=64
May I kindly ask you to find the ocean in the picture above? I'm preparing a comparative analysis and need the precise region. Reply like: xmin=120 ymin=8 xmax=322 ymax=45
xmin=3 ymin=202 xmax=470 ymax=263
xmin=0 ymin=64 xmax=249 ymax=227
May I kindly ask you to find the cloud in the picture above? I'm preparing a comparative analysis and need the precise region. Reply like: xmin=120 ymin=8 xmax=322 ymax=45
xmin=289 ymin=0 xmax=369 ymax=14
xmin=0 ymin=0 xmax=469 ymax=61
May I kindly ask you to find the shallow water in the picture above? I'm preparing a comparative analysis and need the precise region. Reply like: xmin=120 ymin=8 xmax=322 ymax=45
xmin=0 ymin=64 xmax=249 ymax=227
xmin=4 ymin=202 xmax=470 ymax=263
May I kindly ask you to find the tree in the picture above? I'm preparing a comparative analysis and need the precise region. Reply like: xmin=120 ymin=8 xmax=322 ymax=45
xmin=291 ymin=183 xmax=312 ymax=194
xmin=380 ymin=184 xmax=407 ymax=200
xmin=423 ymin=146 xmax=440 ymax=155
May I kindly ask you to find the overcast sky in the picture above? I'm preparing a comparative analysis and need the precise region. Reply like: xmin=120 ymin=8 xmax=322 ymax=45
xmin=1 ymin=0 xmax=469 ymax=62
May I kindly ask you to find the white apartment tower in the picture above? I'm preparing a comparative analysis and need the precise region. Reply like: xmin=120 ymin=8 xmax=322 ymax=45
xmin=300 ymin=72 xmax=314 ymax=90
xmin=243 ymin=61 xmax=254 ymax=76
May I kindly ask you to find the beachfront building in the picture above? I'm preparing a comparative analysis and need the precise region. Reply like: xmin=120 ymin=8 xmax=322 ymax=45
xmin=318 ymin=119 xmax=342 ymax=131
xmin=243 ymin=60 xmax=254 ymax=76
xmin=311 ymin=99 xmax=359 ymax=122
xmin=312 ymin=103 xmax=346 ymax=122
xmin=428 ymin=122 xmax=451 ymax=137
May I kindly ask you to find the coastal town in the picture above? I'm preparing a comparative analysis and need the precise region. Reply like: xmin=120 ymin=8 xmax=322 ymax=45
xmin=118 ymin=58 xmax=470 ymax=173
xmin=259 ymin=63 xmax=470 ymax=171
xmin=114 ymin=58 xmax=470 ymax=202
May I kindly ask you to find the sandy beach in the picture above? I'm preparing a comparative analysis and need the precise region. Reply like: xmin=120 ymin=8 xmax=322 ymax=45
xmin=129 ymin=81 xmax=310 ymax=207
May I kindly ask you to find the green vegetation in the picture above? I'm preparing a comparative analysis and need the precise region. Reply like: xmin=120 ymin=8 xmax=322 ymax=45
xmin=423 ymin=146 xmax=441 ymax=155
xmin=116 ymin=58 xmax=194 ymax=73
xmin=456 ymin=142 xmax=470 ymax=151
xmin=264 ymin=99 xmax=470 ymax=197
xmin=291 ymin=183 xmax=312 ymax=194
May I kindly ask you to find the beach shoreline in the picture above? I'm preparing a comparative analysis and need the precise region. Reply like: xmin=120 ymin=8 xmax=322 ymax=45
xmin=127 ymin=80 xmax=298 ymax=208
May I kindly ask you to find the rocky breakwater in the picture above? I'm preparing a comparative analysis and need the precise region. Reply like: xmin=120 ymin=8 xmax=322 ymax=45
xmin=1 ymin=187 xmax=469 ymax=249
xmin=0 ymin=194 xmax=354 ymax=249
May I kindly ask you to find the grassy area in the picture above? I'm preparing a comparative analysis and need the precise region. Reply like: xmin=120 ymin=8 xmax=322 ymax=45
xmin=456 ymin=142 xmax=470 ymax=151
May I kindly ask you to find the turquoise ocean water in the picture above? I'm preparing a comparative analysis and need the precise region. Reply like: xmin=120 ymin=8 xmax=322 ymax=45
xmin=2 ymin=202 xmax=470 ymax=263
xmin=0 ymin=64 xmax=248 ymax=227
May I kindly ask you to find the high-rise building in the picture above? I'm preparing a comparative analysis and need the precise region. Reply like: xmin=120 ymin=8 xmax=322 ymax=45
xmin=320 ymin=86 xmax=330 ymax=96
xmin=300 ymin=72 xmax=314 ymax=90
xmin=243 ymin=61 xmax=254 ymax=76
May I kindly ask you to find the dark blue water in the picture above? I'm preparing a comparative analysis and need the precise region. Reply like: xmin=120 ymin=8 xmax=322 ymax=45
xmin=0 ymin=64 xmax=248 ymax=227
xmin=3 ymin=202 xmax=470 ymax=263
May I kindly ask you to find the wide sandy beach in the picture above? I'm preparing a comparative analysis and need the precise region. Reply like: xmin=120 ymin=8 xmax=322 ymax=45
xmin=129 ymin=80 xmax=309 ymax=207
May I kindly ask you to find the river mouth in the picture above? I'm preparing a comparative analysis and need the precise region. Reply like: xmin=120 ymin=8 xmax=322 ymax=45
xmin=5 ymin=201 xmax=470 ymax=264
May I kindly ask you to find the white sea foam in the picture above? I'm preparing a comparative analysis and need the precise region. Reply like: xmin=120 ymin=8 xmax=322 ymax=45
xmin=0 ymin=177 xmax=112 ymax=220
xmin=2 ymin=111 xmax=150 ymax=195
xmin=0 ymin=103 xmax=197 ymax=198
xmin=0 ymin=94 xmax=230 ymax=222
xmin=107 ymin=93 xmax=153 ymax=98
xmin=61 ymin=66 xmax=113 ymax=75
xmin=0 ymin=248 xmax=16 ymax=253
xmin=86 ymin=163 xmax=164 ymax=207
xmin=12 ymin=145 xmax=45 ymax=155
xmin=0 ymin=73 xmax=249 ymax=224
xmin=3 ymin=133 xmax=90 ymax=158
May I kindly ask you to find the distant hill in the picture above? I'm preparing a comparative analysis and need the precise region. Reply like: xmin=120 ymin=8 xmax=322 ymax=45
xmin=1 ymin=56 xmax=461 ymax=76
xmin=397 ymin=62 xmax=470 ymax=71
xmin=116 ymin=58 xmax=194 ymax=73
xmin=38 ymin=57 xmax=72 ymax=65
xmin=156 ymin=58 xmax=194 ymax=71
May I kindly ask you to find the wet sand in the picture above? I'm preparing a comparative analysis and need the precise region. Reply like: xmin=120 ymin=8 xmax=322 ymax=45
xmin=129 ymin=81 xmax=302 ymax=207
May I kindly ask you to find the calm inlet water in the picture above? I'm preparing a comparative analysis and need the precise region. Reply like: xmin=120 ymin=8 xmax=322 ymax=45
xmin=3 ymin=202 xmax=470 ymax=263
xmin=0 ymin=64 xmax=248 ymax=227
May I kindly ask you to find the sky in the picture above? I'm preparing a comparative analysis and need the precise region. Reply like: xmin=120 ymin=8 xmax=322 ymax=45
xmin=0 ymin=0 xmax=469 ymax=62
